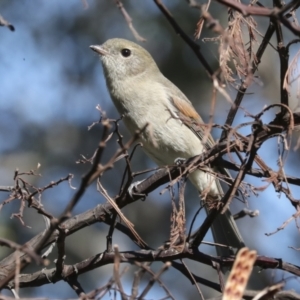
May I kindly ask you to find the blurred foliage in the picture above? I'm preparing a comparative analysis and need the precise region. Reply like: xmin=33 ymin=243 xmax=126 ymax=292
xmin=0 ymin=0 xmax=300 ymax=298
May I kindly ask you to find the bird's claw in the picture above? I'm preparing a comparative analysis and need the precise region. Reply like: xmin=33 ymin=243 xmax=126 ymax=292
xmin=174 ymin=157 xmax=186 ymax=165
xmin=128 ymin=180 xmax=146 ymax=200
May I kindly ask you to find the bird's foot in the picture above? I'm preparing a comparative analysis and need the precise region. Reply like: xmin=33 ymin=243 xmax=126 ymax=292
xmin=128 ymin=180 xmax=146 ymax=200
xmin=174 ymin=157 xmax=186 ymax=165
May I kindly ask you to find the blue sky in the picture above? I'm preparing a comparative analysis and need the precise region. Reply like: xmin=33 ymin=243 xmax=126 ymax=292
xmin=1 ymin=1 xmax=300 ymax=298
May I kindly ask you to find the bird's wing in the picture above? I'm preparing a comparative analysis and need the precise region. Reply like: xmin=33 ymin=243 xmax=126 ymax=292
xmin=170 ymin=94 xmax=245 ymax=255
xmin=167 ymin=92 xmax=215 ymax=150
xmin=160 ymin=75 xmax=231 ymax=189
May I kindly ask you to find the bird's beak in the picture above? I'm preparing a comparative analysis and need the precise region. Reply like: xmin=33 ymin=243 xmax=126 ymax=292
xmin=90 ymin=45 xmax=108 ymax=56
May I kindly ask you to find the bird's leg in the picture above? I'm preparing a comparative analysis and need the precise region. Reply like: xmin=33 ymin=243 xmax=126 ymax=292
xmin=128 ymin=180 xmax=146 ymax=200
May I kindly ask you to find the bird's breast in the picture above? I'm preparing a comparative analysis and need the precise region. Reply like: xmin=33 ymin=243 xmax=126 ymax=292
xmin=108 ymin=78 xmax=204 ymax=164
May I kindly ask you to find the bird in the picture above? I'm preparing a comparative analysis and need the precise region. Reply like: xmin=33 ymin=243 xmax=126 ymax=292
xmin=90 ymin=38 xmax=244 ymax=256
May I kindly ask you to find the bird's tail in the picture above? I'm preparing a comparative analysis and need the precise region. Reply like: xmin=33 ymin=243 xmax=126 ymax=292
xmin=208 ymin=206 xmax=245 ymax=257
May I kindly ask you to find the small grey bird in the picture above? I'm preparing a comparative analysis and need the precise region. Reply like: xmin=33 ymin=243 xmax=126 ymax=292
xmin=90 ymin=38 xmax=245 ymax=255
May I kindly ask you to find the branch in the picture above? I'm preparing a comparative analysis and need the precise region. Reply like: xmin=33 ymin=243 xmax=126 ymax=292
xmin=153 ymin=0 xmax=215 ymax=77
xmin=8 ymin=248 xmax=300 ymax=289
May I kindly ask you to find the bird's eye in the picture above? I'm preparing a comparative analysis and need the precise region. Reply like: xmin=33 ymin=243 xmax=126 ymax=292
xmin=121 ymin=48 xmax=131 ymax=57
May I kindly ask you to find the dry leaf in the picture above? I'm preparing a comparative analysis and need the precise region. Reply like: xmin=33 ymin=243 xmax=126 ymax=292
xmin=223 ymin=247 xmax=257 ymax=300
